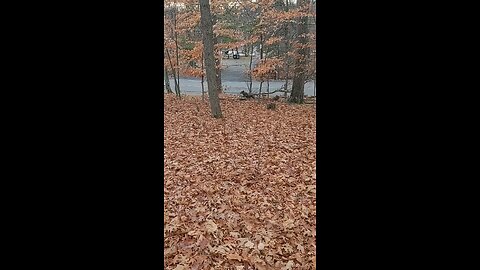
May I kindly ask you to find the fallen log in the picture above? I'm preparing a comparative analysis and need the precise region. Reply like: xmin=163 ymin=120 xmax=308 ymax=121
xmin=239 ymin=91 xmax=255 ymax=99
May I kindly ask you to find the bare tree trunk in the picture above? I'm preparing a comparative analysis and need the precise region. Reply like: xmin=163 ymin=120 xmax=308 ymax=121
xmin=173 ymin=0 xmax=181 ymax=97
xmin=267 ymin=79 xmax=270 ymax=99
xmin=283 ymin=0 xmax=290 ymax=99
xmin=199 ymin=0 xmax=222 ymax=118
xmin=284 ymin=69 xmax=289 ymax=99
xmin=290 ymin=0 xmax=309 ymax=103
xmin=260 ymin=34 xmax=263 ymax=59
xmin=166 ymin=48 xmax=180 ymax=98
xmin=201 ymin=51 xmax=205 ymax=101
xmin=259 ymin=80 xmax=263 ymax=97
xmin=164 ymin=68 xmax=172 ymax=93
xmin=312 ymin=0 xmax=316 ymax=97
xmin=248 ymin=43 xmax=254 ymax=94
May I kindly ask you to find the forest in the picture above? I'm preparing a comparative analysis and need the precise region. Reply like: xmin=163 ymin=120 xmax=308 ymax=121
xmin=164 ymin=0 xmax=316 ymax=269
xmin=164 ymin=0 xmax=316 ymax=106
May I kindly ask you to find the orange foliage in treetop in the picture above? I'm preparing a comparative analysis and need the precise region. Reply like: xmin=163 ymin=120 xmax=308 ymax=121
xmin=176 ymin=13 xmax=201 ymax=32
xmin=252 ymin=58 xmax=281 ymax=80
xmin=164 ymin=0 xmax=316 ymax=80
xmin=264 ymin=36 xmax=282 ymax=46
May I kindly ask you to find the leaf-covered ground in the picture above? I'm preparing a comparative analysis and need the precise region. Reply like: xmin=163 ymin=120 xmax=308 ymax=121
xmin=164 ymin=95 xmax=316 ymax=270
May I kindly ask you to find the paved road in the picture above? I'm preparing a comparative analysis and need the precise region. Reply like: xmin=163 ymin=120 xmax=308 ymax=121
xmin=166 ymin=57 xmax=316 ymax=96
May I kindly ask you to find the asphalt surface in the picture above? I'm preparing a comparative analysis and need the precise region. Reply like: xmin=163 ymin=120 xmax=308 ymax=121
xmin=166 ymin=57 xmax=316 ymax=97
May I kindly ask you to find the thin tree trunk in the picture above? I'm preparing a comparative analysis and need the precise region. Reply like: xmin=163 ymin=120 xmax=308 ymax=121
xmin=248 ymin=43 xmax=254 ymax=94
xmin=259 ymin=80 xmax=263 ymax=97
xmin=199 ymin=0 xmax=222 ymax=118
xmin=201 ymin=51 xmax=205 ymax=101
xmin=313 ymin=0 xmax=317 ymax=97
xmin=283 ymin=0 xmax=290 ymax=99
xmin=164 ymin=68 xmax=172 ymax=93
xmin=173 ymin=1 xmax=180 ymax=96
xmin=267 ymin=79 xmax=270 ymax=99
xmin=260 ymin=34 xmax=263 ymax=59
xmin=284 ymin=72 xmax=289 ymax=99
xmin=166 ymin=48 xmax=180 ymax=98
xmin=313 ymin=38 xmax=316 ymax=97
xmin=264 ymin=54 xmax=268 ymax=99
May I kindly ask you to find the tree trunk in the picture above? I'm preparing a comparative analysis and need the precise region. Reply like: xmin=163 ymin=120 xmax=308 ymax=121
xmin=284 ymin=69 xmax=289 ymax=99
xmin=201 ymin=51 xmax=205 ymax=101
xmin=248 ymin=43 xmax=254 ymax=94
xmin=267 ymin=79 xmax=270 ymax=99
xmin=212 ymin=16 xmax=222 ymax=93
xmin=283 ymin=0 xmax=290 ymax=99
xmin=215 ymin=54 xmax=222 ymax=93
xmin=260 ymin=34 xmax=263 ymax=59
xmin=173 ymin=0 xmax=181 ymax=97
xmin=164 ymin=68 xmax=172 ymax=93
xmin=290 ymin=0 xmax=309 ymax=104
xmin=166 ymin=48 xmax=180 ymax=98
xmin=199 ymin=0 xmax=222 ymax=118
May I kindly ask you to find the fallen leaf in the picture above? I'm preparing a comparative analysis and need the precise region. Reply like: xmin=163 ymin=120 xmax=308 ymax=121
xmin=283 ymin=219 xmax=295 ymax=229
xmin=281 ymin=260 xmax=294 ymax=270
xmin=297 ymin=244 xmax=304 ymax=253
xmin=173 ymin=264 xmax=186 ymax=270
xmin=255 ymin=262 xmax=269 ymax=270
xmin=244 ymin=240 xmax=255 ymax=249
xmin=226 ymin=253 xmax=243 ymax=261
xmin=205 ymin=219 xmax=218 ymax=233
xmin=294 ymin=253 xmax=303 ymax=263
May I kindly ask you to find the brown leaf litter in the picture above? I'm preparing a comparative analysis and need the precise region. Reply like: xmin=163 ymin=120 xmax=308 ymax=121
xmin=164 ymin=94 xmax=316 ymax=269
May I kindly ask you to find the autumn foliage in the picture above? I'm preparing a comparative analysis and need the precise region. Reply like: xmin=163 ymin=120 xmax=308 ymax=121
xmin=164 ymin=95 xmax=316 ymax=269
xmin=164 ymin=0 xmax=316 ymax=81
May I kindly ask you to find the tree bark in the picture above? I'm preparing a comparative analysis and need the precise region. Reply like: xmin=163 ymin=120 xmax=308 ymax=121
xmin=201 ymin=51 xmax=205 ymax=101
xmin=290 ymin=0 xmax=309 ymax=104
xmin=212 ymin=15 xmax=222 ymax=93
xmin=215 ymin=53 xmax=222 ymax=93
xmin=164 ymin=68 xmax=172 ymax=93
xmin=267 ymin=79 xmax=270 ymax=99
xmin=260 ymin=34 xmax=263 ymax=59
xmin=283 ymin=0 xmax=290 ymax=99
xmin=173 ymin=0 xmax=181 ymax=96
xmin=248 ymin=43 xmax=254 ymax=94
xmin=166 ymin=48 xmax=180 ymax=98
xmin=199 ymin=0 xmax=222 ymax=118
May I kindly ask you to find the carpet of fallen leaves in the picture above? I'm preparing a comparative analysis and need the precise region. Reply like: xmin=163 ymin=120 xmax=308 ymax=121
xmin=164 ymin=94 xmax=316 ymax=270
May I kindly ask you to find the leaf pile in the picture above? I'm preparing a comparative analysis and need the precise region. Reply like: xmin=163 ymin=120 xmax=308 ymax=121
xmin=164 ymin=95 xmax=316 ymax=269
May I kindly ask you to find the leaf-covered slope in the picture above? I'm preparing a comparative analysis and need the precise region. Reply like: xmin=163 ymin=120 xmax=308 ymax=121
xmin=164 ymin=95 xmax=316 ymax=270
